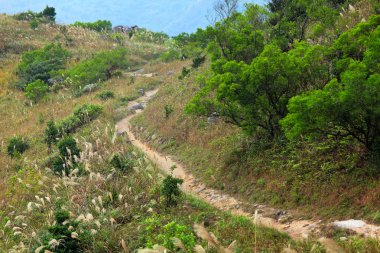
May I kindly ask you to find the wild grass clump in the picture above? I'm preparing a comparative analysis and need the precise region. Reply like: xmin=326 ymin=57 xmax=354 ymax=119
xmin=52 ymin=135 xmax=81 ymax=174
xmin=109 ymin=152 xmax=135 ymax=173
xmin=32 ymin=209 xmax=84 ymax=253
xmin=164 ymin=104 xmax=174 ymax=119
xmin=7 ymin=136 xmax=29 ymax=158
xmin=96 ymin=90 xmax=115 ymax=100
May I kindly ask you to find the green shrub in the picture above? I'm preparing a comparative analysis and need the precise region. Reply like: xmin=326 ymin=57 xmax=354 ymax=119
xmin=72 ymin=20 xmax=112 ymax=32
xmin=17 ymin=43 xmax=68 ymax=89
xmin=132 ymin=29 xmax=169 ymax=44
xmin=109 ymin=153 xmax=135 ymax=173
xmin=58 ymin=135 xmax=80 ymax=158
xmin=41 ymin=6 xmax=56 ymax=22
xmin=57 ymin=104 xmax=103 ymax=135
xmin=160 ymin=49 xmax=181 ymax=62
xmin=14 ymin=11 xmax=38 ymax=21
xmin=63 ymin=48 xmax=127 ymax=91
xmin=44 ymin=120 xmax=59 ymax=151
xmin=73 ymin=104 xmax=103 ymax=121
xmin=7 ymin=137 xmax=29 ymax=158
xmin=161 ymin=175 xmax=183 ymax=207
xmin=25 ymin=79 xmax=48 ymax=102
xmin=191 ymin=55 xmax=206 ymax=68
xmin=142 ymin=218 xmax=196 ymax=251
xmin=178 ymin=67 xmax=190 ymax=80
xmin=30 ymin=19 xmax=39 ymax=30
xmin=53 ymin=136 xmax=81 ymax=174
xmin=33 ymin=209 xmax=82 ymax=253
xmin=96 ymin=90 xmax=114 ymax=100
xmin=15 ymin=6 xmax=56 ymax=23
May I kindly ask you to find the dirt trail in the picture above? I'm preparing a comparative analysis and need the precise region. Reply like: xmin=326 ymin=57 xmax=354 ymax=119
xmin=116 ymin=89 xmax=379 ymax=253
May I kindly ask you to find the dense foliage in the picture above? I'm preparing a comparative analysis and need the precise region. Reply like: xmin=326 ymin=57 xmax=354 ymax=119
xmin=184 ymin=1 xmax=380 ymax=157
xmin=72 ymin=20 xmax=112 ymax=32
xmin=161 ymin=175 xmax=184 ymax=207
xmin=17 ymin=43 xmax=68 ymax=89
xmin=25 ymin=79 xmax=49 ymax=102
xmin=14 ymin=6 xmax=56 ymax=22
xmin=7 ymin=136 xmax=29 ymax=158
xmin=282 ymin=15 xmax=380 ymax=150
xmin=62 ymin=48 xmax=128 ymax=90
xmin=57 ymin=104 xmax=103 ymax=135
xmin=132 ymin=29 xmax=169 ymax=44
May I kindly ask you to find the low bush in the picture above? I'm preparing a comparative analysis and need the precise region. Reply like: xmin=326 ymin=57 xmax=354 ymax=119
xmin=161 ymin=175 xmax=183 ymax=207
xmin=62 ymin=48 xmax=128 ymax=91
xmin=191 ymin=55 xmax=206 ymax=68
xmin=32 ymin=209 xmax=83 ymax=252
xmin=57 ymin=104 xmax=103 ymax=135
xmin=17 ymin=43 xmax=68 ymax=89
xmin=52 ymin=135 xmax=81 ymax=174
xmin=7 ymin=137 xmax=29 ymax=158
xmin=30 ymin=19 xmax=39 ymax=30
xmin=72 ymin=20 xmax=112 ymax=32
xmin=14 ymin=6 xmax=56 ymax=22
xmin=109 ymin=153 xmax=135 ymax=173
xmin=96 ymin=90 xmax=114 ymax=100
xmin=57 ymin=135 xmax=80 ymax=158
xmin=25 ymin=79 xmax=49 ymax=102
xmin=142 ymin=218 xmax=196 ymax=251
xmin=178 ymin=67 xmax=190 ymax=80
xmin=44 ymin=120 xmax=59 ymax=151
xmin=160 ymin=49 xmax=181 ymax=62
xmin=132 ymin=29 xmax=169 ymax=44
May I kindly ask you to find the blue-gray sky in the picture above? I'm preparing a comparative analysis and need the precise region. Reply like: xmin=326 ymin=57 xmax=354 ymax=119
xmin=0 ymin=0 xmax=265 ymax=36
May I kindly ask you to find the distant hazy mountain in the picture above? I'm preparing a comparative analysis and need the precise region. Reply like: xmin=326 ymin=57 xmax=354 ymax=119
xmin=0 ymin=0 xmax=265 ymax=36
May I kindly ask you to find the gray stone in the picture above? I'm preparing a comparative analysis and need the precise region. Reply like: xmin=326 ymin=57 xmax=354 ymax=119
xmin=138 ymin=88 xmax=145 ymax=96
xmin=130 ymin=103 xmax=144 ymax=111
xmin=333 ymin=220 xmax=366 ymax=229
xmin=82 ymin=83 xmax=98 ymax=93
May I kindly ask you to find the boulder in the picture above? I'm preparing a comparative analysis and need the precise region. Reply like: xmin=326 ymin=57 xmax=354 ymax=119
xmin=130 ymin=103 xmax=144 ymax=111
xmin=82 ymin=83 xmax=98 ymax=93
xmin=138 ymin=88 xmax=145 ymax=96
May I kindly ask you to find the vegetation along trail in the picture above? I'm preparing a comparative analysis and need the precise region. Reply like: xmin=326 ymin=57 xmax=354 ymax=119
xmin=116 ymin=86 xmax=380 ymax=252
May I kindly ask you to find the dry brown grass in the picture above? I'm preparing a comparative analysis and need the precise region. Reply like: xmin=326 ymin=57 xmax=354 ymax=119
xmin=0 ymin=14 xmax=167 ymax=208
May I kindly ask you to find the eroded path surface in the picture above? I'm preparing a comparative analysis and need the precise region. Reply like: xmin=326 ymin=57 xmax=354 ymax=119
xmin=116 ymin=89 xmax=380 ymax=252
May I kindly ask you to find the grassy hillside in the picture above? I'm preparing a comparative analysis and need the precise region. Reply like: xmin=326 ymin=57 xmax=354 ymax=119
xmin=132 ymin=61 xmax=380 ymax=220
xmin=0 ymin=13 xmax=333 ymax=252
xmin=129 ymin=1 xmax=380 ymax=251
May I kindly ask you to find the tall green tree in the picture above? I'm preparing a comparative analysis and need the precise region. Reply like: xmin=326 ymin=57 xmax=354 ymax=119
xmin=186 ymin=43 xmax=329 ymax=139
xmin=42 ymin=6 xmax=56 ymax=22
xmin=17 ymin=43 xmax=68 ymax=89
xmin=282 ymin=15 xmax=380 ymax=151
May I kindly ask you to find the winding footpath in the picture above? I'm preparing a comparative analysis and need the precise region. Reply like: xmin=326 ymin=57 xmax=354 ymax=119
xmin=116 ymin=88 xmax=380 ymax=253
